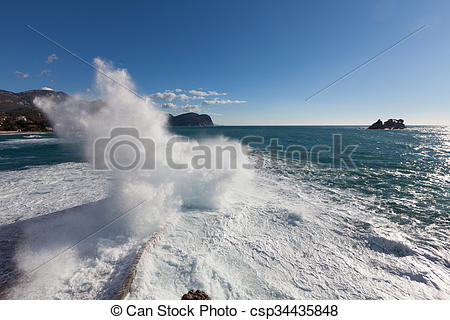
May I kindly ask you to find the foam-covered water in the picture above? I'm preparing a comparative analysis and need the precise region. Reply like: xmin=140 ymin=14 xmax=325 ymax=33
xmin=0 ymin=62 xmax=448 ymax=299
xmin=0 ymin=162 xmax=109 ymax=225
xmin=129 ymin=152 xmax=449 ymax=299
xmin=128 ymin=126 xmax=449 ymax=299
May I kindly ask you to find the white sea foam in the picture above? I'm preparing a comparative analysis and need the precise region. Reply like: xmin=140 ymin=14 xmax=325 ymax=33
xmin=128 ymin=160 xmax=450 ymax=299
xmin=0 ymin=162 xmax=109 ymax=225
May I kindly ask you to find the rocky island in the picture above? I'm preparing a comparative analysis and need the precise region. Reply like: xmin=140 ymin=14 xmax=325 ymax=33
xmin=0 ymin=89 xmax=213 ymax=132
xmin=368 ymin=119 xmax=405 ymax=130
xmin=168 ymin=112 xmax=213 ymax=126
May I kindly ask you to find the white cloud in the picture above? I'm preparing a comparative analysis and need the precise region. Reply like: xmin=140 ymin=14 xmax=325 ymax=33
xmin=161 ymin=102 xmax=202 ymax=113
xmin=182 ymin=104 xmax=201 ymax=112
xmin=150 ymin=90 xmax=207 ymax=102
xmin=203 ymin=99 xmax=247 ymax=105
xmin=40 ymin=69 xmax=52 ymax=76
xmin=46 ymin=53 xmax=58 ymax=64
xmin=161 ymin=102 xmax=178 ymax=109
xmin=14 ymin=71 xmax=30 ymax=79
xmin=188 ymin=89 xmax=208 ymax=97
xmin=41 ymin=87 xmax=54 ymax=91
xmin=149 ymin=90 xmax=177 ymax=101
xmin=177 ymin=93 xmax=191 ymax=101
xmin=176 ymin=93 xmax=205 ymax=101
xmin=188 ymin=89 xmax=227 ymax=97
xmin=150 ymin=88 xmax=245 ymax=110
xmin=207 ymin=90 xmax=227 ymax=96
xmin=86 ymin=88 xmax=91 ymax=93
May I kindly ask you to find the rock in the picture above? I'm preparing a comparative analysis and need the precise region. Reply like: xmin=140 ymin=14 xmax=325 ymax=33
xmin=368 ymin=119 xmax=384 ymax=129
xmin=383 ymin=119 xmax=405 ymax=129
xmin=181 ymin=289 xmax=211 ymax=300
xmin=168 ymin=112 xmax=214 ymax=127
xmin=368 ymin=119 xmax=405 ymax=129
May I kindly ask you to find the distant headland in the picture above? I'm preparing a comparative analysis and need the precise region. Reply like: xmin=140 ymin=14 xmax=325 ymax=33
xmin=368 ymin=119 xmax=405 ymax=130
xmin=168 ymin=112 xmax=213 ymax=127
xmin=0 ymin=89 xmax=213 ymax=132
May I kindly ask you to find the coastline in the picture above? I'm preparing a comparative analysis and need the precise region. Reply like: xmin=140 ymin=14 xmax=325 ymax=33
xmin=0 ymin=131 xmax=51 ymax=135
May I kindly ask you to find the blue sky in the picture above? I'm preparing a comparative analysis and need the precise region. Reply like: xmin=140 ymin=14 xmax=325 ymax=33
xmin=1 ymin=0 xmax=449 ymax=125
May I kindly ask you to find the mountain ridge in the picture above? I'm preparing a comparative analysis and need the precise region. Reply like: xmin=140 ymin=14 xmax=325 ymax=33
xmin=0 ymin=89 xmax=213 ymax=131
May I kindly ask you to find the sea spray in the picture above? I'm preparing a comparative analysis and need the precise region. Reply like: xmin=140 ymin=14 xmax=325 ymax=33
xmin=36 ymin=58 xmax=251 ymax=223
xmin=9 ymin=58 xmax=252 ymax=298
